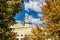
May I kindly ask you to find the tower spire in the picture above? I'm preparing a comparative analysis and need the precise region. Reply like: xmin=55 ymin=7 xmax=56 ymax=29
xmin=25 ymin=13 xmax=29 ymax=23
xmin=24 ymin=13 xmax=30 ymax=27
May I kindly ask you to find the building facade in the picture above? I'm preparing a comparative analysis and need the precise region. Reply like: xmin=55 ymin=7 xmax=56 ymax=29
xmin=10 ymin=21 xmax=33 ymax=40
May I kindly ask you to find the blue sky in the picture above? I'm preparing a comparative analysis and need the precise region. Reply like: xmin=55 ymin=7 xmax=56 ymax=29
xmin=14 ymin=0 xmax=45 ymax=26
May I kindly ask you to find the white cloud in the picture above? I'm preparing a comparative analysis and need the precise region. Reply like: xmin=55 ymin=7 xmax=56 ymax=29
xmin=24 ymin=2 xmax=29 ymax=11
xmin=38 ymin=13 xmax=42 ymax=17
xmin=29 ymin=1 xmax=42 ymax=12
xmin=24 ymin=0 xmax=45 ymax=26
xmin=24 ymin=0 xmax=45 ymax=12
xmin=28 ymin=15 xmax=43 ymax=25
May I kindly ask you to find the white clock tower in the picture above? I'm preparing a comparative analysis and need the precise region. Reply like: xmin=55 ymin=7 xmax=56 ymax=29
xmin=24 ymin=13 xmax=30 ymax=27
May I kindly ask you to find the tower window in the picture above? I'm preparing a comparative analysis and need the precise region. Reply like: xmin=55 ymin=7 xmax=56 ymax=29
xmin=20 ymin=38 xmax=23 ymax=40
xmin=16 ymin=38 xmax=19 ymax=40
xmin=21 ymin=35 xmax=23 ymax=36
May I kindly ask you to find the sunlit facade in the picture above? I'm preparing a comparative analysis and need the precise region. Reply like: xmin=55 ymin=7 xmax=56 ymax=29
xmin=10 ymin=21 xmax=33 ymax=40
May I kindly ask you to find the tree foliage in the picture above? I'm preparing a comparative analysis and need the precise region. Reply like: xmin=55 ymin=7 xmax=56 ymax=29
xmin=32 ymin=25 xmax=46 ymax=40
xmin=42 ymin=0 xmax=60 ymax=40
xmin=32 ymin=0 xmax=60 ymax=40
xmin=0 ymin=0 xmax=24 ymax=40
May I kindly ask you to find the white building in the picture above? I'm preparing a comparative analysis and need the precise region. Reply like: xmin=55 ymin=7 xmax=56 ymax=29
xmin=10 ymin=21 xmax=33 ymax=40
xmin=10 ymin=13 xmax=33 ymax=40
